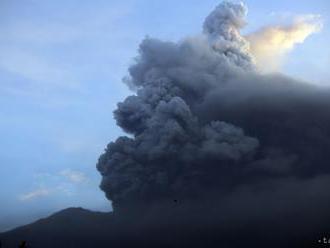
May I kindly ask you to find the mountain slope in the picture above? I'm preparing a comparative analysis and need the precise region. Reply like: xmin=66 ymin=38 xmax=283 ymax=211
xmin=0 ymin=206 xmax=328 ymax=248
xmin=0 ymin=208 xmax=115 ymax=248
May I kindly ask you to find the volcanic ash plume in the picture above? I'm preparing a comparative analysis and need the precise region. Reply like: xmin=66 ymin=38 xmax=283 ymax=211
xmin=97 ymin=2 xmax=259 ymax=211
xmin=97 ymin=1 xmax=330 ymax=228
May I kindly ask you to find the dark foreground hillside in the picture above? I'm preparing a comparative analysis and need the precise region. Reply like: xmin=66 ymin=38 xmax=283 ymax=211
xmin=0 ymin=208 xmax=115 ymax=248
xmin=1 ymin=205 xmax=330 ymax=248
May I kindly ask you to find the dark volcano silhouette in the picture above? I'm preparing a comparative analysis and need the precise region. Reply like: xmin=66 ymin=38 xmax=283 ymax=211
xmin=1 ymin=204 xmax=330 ymax=248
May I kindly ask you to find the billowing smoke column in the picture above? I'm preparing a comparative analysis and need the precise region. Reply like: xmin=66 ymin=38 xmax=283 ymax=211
xmin=97 ymin=0 xmax=330 ymax=222
xmin=97 ymin=2 xmax=259 ymax=211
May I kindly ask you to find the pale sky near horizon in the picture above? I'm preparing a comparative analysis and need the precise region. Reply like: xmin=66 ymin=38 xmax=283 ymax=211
xmin=0 ymin=0 xmax=329 ymax=231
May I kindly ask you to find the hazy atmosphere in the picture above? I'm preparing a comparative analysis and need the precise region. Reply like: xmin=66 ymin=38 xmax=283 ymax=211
xmin=1 ymin=0 xmax=329 ymax=236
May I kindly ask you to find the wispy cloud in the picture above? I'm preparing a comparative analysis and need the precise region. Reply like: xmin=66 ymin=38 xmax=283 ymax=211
xmin=60 ymin=169 xmax=87 ymax=184
xmin=0 ymin=48 xmax=79 ymax=90
xmin=19 ymin=188 xmax=50 ymax=201
xmin=246 ymin=14 xmax=323 ymax=72
xmin=18 ymin=169 xmax=89 ymax=202
xmin=0 ymin=1 xmax=135 ymax=102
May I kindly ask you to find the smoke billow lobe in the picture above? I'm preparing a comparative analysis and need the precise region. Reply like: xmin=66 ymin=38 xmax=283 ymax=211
xmin=97 ymin=2 xmax=260 ymax=211
xmin=97 ymin=2 xmax=330 ymax=242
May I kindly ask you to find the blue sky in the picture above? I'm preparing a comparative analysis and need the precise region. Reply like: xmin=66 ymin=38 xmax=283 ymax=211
xmin=0 ymin=0 xmax=329 ymax=231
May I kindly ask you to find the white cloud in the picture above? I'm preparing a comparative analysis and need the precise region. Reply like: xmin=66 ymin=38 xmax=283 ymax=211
xmin=246 ymin=14 xmax=322 ymax=72
xmin=19 ymin=188 xmax=50 ymax=201
xmin=0 ymin=1 xmax=135 ymax=102
xmin=60 ymin=169 xmax=87 ymax=184
xmin=0 ymin=48 xmax=79 ymax=90
xmin=18 ymin=169 xmax=89 ymax=202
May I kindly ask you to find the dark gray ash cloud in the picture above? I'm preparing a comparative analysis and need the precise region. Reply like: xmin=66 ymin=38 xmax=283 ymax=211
xmin=96 ymin=2 xmax=330 ymax=233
